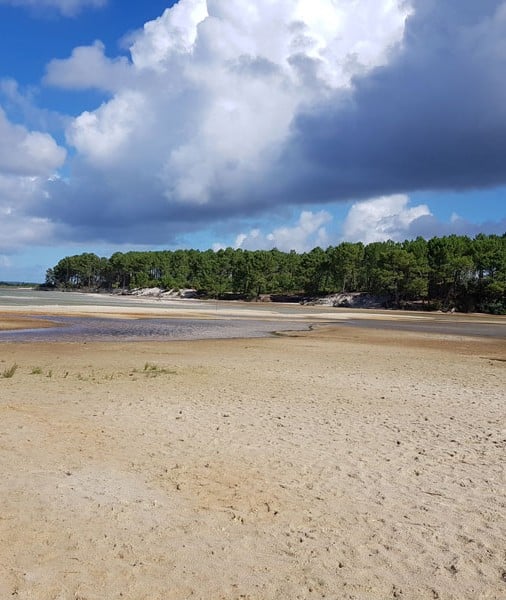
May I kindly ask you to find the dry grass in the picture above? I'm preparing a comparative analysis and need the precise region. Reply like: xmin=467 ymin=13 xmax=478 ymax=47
xmin=1 ymin=364 xmax=18 ymax=378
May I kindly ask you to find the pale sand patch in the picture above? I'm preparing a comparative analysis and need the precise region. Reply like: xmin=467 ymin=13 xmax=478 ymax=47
xmin=0 ymin=327 xmax=504 ymax=599
xmin=2 ymin=300 xmax=505 ymax=325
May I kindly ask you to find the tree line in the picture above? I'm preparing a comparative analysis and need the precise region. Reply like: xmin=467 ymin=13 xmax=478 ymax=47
xmin=45 ymin=234 xmax=506 ymax=314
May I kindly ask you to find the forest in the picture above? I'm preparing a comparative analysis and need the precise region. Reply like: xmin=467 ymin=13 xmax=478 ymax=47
xmin=45 ymin=234 xmax=506 ymax=314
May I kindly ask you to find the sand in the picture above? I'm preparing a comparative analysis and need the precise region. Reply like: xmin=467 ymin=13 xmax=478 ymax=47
xmin=0 ymin=316 xmax=505 ymax=599
xmin=0 ymin=315 xmax=60 ymax=331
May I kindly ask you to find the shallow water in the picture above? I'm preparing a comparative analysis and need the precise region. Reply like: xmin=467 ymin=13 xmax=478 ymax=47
xmin=0 ymin=289 xmax=312 ymax=342
xmin=1 ymin=289 xmax=504 ymax=341
xmin=0 ymin=315 xmax=309 ymax=343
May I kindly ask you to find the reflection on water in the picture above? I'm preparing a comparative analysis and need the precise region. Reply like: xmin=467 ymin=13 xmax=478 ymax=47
xmin=0 ymin=315 xmax=306 ymax=343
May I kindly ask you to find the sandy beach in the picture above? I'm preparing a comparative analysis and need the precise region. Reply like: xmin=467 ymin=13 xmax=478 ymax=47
xmin=0 ymin=305 xmax=505 ymax=599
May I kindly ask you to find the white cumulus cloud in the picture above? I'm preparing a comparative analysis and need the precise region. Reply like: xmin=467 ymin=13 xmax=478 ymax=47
xmin=341 ymin=195 xmax=432 ymax=243
xmin=44 ymin=41 xmax=131 ymax=92
xmin=0 ymin=174 xmax=57 ymax=252
xmin=0 ymin=107 xmax=65 ymax=256
xmin=46 ymin=0 xmax=410 ymax=217
xmin=221 ymin=210 xmax=332 ymax=252
xmin=0 ymin=108 xmax=66 ymax=176
xmin=129 ymin=0 xmax=208 ymax=70
xmin=67 ymin=91 xmax=146 ymax=165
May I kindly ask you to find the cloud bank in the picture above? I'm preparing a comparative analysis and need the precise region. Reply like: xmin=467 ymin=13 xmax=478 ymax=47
xmin=0 ymin=0 xmax=505 ymax=257
xmin=282 ymin=0 xmax=506 ymax=203
xmin=341 ymin=196 xmax=506 ymax=244
xmin=39 ymin=0 xmax=411 ymax=242
xmin=215 ymin=195 xmax=506 ymax=252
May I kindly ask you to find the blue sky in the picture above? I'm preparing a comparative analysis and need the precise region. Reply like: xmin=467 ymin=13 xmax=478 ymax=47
xmin=0 ymin=0 xmax=505 ymax=282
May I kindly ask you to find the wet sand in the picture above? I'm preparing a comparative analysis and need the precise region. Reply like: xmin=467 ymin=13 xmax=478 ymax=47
xmin=0 ymin=306 xmax=505 ymax=599
xmin=0 ymin=314 xmax=61 ymax=331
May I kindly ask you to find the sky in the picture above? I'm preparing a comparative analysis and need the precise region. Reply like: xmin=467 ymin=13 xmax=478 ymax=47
xmin=0 ymin=0 xmax=505 ymax=282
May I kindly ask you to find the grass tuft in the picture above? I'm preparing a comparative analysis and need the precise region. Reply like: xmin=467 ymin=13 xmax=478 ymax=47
xmin=2 ymin=364 xmax=18 ymax=378
xmin=137 ymin=362 xmax=177 ymax=377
